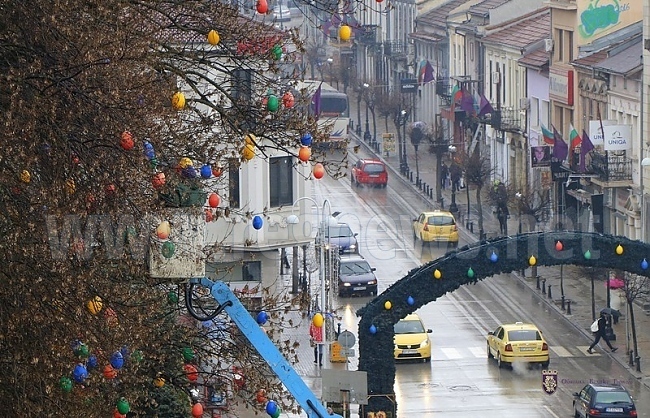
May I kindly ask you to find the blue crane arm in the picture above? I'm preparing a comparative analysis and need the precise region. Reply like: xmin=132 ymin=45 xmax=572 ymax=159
xmin=202 ymin=278 xmax=342 ymax=418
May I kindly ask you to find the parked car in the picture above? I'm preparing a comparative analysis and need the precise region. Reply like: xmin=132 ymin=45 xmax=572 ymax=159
xmin=316 ymin=222 xmax=358 ymax=254
xmin=486 ymin=322 xmax=549 ymax=368
xmin=573 ymin=383 xmax=637 ymax=418
xmin=337 ymin=256 xmax=377 ymax=297
xmin=412 ymin=210 xmax=459 ymax=247
xmin=351 ymin=159 xmax=388 ymax=187
xmin=393 ymin=314 xmax=432 ymax=362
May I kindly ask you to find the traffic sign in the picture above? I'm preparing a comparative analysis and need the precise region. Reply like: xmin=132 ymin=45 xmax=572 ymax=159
xmin=338 ymin=331 xmax=355 ymax=348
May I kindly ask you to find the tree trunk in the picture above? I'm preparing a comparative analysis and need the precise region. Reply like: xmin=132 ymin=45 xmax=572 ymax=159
xmin=629 ymin=300 xmax=641 ymax=372
xmin=476 ymin=186 xmax=484 ymax=238
xmin=371 ymin=109 xmax=377 ymax=142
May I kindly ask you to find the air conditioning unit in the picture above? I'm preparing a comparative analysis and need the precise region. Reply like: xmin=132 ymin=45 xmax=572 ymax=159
xmin=492 ymin=71 xmax=500 ymax=84
xmin=544 ymin=38 xmax=554 ymax=52
xmin=519 ymin=97 xmax=530 ymax=110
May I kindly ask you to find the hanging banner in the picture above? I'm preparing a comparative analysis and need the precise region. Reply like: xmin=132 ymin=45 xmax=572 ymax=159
xmin=603 ymin=124 xmax=632 ymax=151
xmin=588 ymin=120 xmax=616 ymax=146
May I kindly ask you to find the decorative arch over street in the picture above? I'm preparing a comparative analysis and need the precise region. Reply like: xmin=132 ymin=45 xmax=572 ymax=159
xmin=357 ymin=231 xmax=650 ymax=414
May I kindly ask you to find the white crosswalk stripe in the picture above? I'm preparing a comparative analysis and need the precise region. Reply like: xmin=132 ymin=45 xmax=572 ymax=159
xmin=550 ymin=346 xmax=572 ymax=357
xmin=439 ymin=347 xmax=462 ymax=359
xmin=468 ymin=347 xmax=485 ymax=358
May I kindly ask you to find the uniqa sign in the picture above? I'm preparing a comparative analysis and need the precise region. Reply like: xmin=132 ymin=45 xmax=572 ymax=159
xmin=603 ymin=124 xmax=632 ymax=151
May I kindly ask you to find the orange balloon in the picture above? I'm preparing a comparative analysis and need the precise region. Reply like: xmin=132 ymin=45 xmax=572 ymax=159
xmin=152 ymin=172 xmax=166 ymax=189
xmin=120 ymin=131 xmax=134 ymax=150
xmin=298 ymin=146 xmax=311 ymax=162
xmin=113 ymin=409 xmax=126 ymax=418
xmin=192 ymin=403 xmax=204 ymax=417
xmin=184 ymin=364 xmax=199 ymax=382
xmin=156 ymin=221 xmax=171 ymax=240
xmin=313 ymin=163 xmax=325 ymax=179
xmin=208 ymin=193 xmax=220 ymax=208
xmin=256 ymin=0 xmax=268 ymax=13
xmin=103 ymin=364 xmax=118 ymax=379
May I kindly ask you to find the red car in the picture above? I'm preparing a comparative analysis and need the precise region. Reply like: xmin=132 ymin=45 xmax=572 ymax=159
xmin=351 ymin=159 xmax=388 ymax=187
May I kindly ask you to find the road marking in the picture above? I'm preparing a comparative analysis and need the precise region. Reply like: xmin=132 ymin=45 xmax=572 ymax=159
xmin=440 ymin=347 xmax=462 ymax=359
xmin=578 ymin=345 xmax=601 ymax=356
xmin=468 ymin=347 xmax=485 ymax=358
xmin=550 ymin=346 xmax=572 ymax=357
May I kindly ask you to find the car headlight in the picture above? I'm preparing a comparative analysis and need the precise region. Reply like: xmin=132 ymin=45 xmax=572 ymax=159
xmin=420 ymin=338 xmax=429 ymax=347
xmin=349 ymin=244 xmax=356 ymax=250
xmin=342 ymin=283 xmax=351 ymax=287
xmin=368 ymin=279 xmax=377 ymax=285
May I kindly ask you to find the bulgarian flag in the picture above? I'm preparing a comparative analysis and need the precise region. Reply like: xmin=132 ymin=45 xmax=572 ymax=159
xmin=569 ymin=123 xmax=581 ymax=151
xmin=541 ymin=125 xmax=555 ymax=145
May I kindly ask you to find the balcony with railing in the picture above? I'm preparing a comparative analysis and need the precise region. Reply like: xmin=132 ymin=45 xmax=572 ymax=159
xmin=357 ymin=25 xmax=378 ymax=45
xmin=589 ymin=152 xmax=632 ymax=183
xmin=489 ymin=108 xmax=521 ymax=133
xmin=383 ymin=41 xmax=407 ymax=58
xmin=435 ymin=80 xmax=451 ymax=106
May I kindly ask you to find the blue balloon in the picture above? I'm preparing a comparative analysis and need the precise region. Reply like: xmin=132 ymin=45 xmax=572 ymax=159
xmin=407 ymin=296 xmax=414 ymax=306
xmin=256 ymin=311 xmax=268 ymax=325
xmin=300 ymin=133 xmax=313 ymax=147
xmin=642 ymin=259 xmax=649 ymax=270
xmin=200 ymin=164 xmax=212 ymax=179
xmin=369 ymin=324 xmax=377 ymax=334
xmin=110 ymin=351 xmax=125 ymax=370
xmin=73 ymin=364 xmax=88 ymax=383
xmin=182 ymin=166 xmax=197 ymax=179
xmin=87 ymin=355 xmax=98 ymax=369
xmin=490 ymin=252 xmax=498 ymax=262
xmin=120 ymin=345 xmax=130 ymax=359
xmin=253 ymin=215 xmax=263 ymax=230
xmin=266 ymin=400 xmax=278 ymax=415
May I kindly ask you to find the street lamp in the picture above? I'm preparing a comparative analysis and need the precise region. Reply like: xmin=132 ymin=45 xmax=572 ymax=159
xmin=448 ymin=145 xmax=458 ymax=214
xmin=363 ymin=83 xmax=371 ymax=143
xmin=287 ymin=197 xmax=336 ymax=366
xmin=399 ymin=110 xmax=409 ymax=174
xmin=515 ymin=192 xmax=523 ymax=235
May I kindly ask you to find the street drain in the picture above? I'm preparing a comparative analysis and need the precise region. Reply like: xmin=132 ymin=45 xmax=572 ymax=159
xmin=448 ymin=385 xmax=475 ymax=391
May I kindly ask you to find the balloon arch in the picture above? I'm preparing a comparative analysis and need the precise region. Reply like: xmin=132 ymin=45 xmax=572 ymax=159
xmin=357 ymin=231 xmax=650 ymax=415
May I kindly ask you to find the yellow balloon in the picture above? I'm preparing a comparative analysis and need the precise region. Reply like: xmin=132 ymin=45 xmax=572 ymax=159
xmin=156 ymin=221 xmax=171 ymax=240
xmin=433 ymin=269 xmax=442 ymax=279
xmin=529 ymin=255 xmax=537 ymax=266
xmin=179 ymin=157 xmax=193 ymax=169
xmin=65 ymin=178 xmax=76 ymax=194
xmin=242 ymin=143 xmax=255 ymax=160
xmin=245 ymin=133 xmax=257 ymax=145
xmin=384 ymin=301 xmax=392 ymax=310
xmin=153 ymin=376 xmax=165 ymax=388
xmin=20 ymin=170 xmax=31 ymax=183
xmin=616 ymin=245 xmax=623 ymax=255
xmin=312 ymin=313 xmax=324 ymax=328
xmin=86 ymin=296 xmax=103 ymax=315
xmin=207 ymin=29 xmax=220 ymax=46
xmin=339 ymin=25 xmax=352 ymax=41
xmin=171 ymin=92 xmax=185 ymax=110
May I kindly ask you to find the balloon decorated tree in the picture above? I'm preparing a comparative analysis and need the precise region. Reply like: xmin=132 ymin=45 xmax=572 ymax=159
xmin=0 ymin=0 xmax=351 ymax=416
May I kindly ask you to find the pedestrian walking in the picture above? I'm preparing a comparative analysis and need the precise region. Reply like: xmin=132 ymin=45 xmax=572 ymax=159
xmin=496 ymin=204 xmax=509 ymax=235
xmin=309 ymin=320 xmax=323 ymax=366
xmin=587 ymin=313 xmax=618 ymax=354
xmin=450 ymin=163 xmax=462 ymax=192
xmin=440 ymin=162 xmax=449 ymax=190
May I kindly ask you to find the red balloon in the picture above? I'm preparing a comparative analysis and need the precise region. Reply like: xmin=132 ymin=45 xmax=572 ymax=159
xmin=208 ymin=193 xmax=220 ymax=208
xmin=282 ymin=91 xmax=295 ymax=108
xmin=152 ymin=172 xmax=166 ymax=189
xmin=105 ymin=184 xmax=116 ymax=196
xmin=205 ymin=209 xmax=214 ymax=222
xmin=103 ymin=364 xmax=118 ymax=379
xmin=120 ymin=131 xmax=134 ymax=150
xmin=184 ymin=364 xmax=199 ymax=382
xmin=298 ymin=146 xmax=311 ymax=162
xmin=212 ymin=166 xmax=223 ymax=177
xmin=256 ymin=0 xmax=268 ymax=13
xmin=192 ymin=403 xmax=204 ymax=417
xmin=555 ymin=241 xmax=563 ymax=251
xmin=113 ymin=409 xmax=126 ymax=418
xmin=313 ymin=163 xmax=325 ymax=179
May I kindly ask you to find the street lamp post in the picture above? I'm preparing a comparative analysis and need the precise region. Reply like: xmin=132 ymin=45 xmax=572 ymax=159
xmin=399 ymin=110 xmax=408 ymax=174
xmin=363 ymin=83 xmax=371 ymax=143
xmin=448 ymin=145 xmax=458 ymax=214
xmin=287 ymin=197 xmax=335 ymax=366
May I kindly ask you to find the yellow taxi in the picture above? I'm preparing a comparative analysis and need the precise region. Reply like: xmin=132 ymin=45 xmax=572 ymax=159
xmin=487 ymin=322 xmax=549 ymax=368
xmin=412 ymin=210 xmax=459 ymax=247
xmin=394 ymin=314 xmax=432 ymax=362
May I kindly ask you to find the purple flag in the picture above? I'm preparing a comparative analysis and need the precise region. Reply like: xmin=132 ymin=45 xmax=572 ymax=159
xmin=311 ymin=83 xmax=322 ymax=119
xmin=579 ymin=129 xmax=594 ymax=172
xmin=552 ymin=126 xmax=568 ymax=161
xmin=478 ymin=93 xmax=494 ymax=117
xmin=460 ymin=88 xmax=475 ymax=114
xmin=423 ymin=60 xmax=434 ymax=84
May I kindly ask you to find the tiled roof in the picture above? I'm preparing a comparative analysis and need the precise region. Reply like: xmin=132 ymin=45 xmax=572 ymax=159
xmin=571 ymin=50 xmax=609 ymax=69
xmin=518 ymin=48 xmax=548 ymax=69
xmin=469 ymin=0 xmax=511 ymax=17
xmin=482 ymin=8 xmax=550 ymax=50
xmin=595 ymin=41 xmax=642 ymax=75
xmin=417 ymin=0 xmax=473 ymax=30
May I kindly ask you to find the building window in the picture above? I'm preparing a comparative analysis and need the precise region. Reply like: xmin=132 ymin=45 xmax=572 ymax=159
xmin=207 ymin=261 xmax=261 ymax=282
xmin=228 ymin=158 xmax=240 ymax=208
xmin=232 ymin=68 xmax=253 ymax=105
xmin=540 ymin=100 xmax=549 ymax=128
xmin=531 ymin=98 xmax=540 ymax=128
xmin=269 ymin=156 xmax=293 ymax=207
xmin=242 ymin=261 xmax=261 ymax=281
xmin=567 ymin=31 xmax=574 ymax=61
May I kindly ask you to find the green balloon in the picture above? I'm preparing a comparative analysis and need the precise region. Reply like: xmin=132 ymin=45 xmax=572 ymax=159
xmin=267 ymin=95 xmax=279 ymax=112
xmin=117 ymin=398 xmax=130 ymax=415
xmin=161 ymin=241 xmax=175 ymax=258
xmin=59 ymin=376 xmax=73 ymax=393
xmin=167 ymin=290 xmax=179 ymax=304
xmin=584 ymin=250 xmax=592 ymax=260
xmin=182 ymin=347 xmax=195 ymax=361
xmin=467 ymin=267 xmax=475 ymax=278
xmin=272 ymin=45 xmax=282 ymax=60
xmin=131 ymin=350 xmax=143 ymax=363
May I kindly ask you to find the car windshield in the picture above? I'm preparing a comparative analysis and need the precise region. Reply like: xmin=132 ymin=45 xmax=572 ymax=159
xmin=427 ymin=215 xmax=454 ymax=226
xmin=507 ymin=330 xmax=542 ymax=341
xmin=595 ymin=391 xmax=633 ymax=404
xmin=340 ymin=261 xmax=371 ymax=275
xmin=363 ymin=163 xmax=385 ymax=174
xmin=394 ymin=319 xmax=425 ymax=334
xmin=328 ymin=225 xmax=353 ymax=238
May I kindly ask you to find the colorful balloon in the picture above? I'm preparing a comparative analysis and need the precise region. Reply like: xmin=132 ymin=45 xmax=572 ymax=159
xmin=86 ymin=296 xmax=103 ymax=315
xmin=312 ymin=312 xmax=324 ymax=327
xmin=313 ymin=163 xmax=325 ymax=179
xmin=242 ymin=143 xmax=255 ymax=160
xmin=182 ymin=347 xmax=195 ymax=362
xmin=207 ymin=29 xmax=220 ymax=45
xmin=256 ymin=0 xmax=268 ymax=13
xmin=161 ymin=241 xmax=175 ymax=258
xmin=200 ymin=164 xmax=212 ymax=179
xmin=171 ymin=92 xmax=185 ymax=109
xmin=59 ymin=376 xmax=73 ymax=393
xmin=300 ymin=133 xmax=313 ymax=146
xmin=73 ymin=364 xmax=88 ymax=383
xmin=117 ymin=398 xmax=130 ymax=415
xmin=192 ymin=403 xmax=204 ymax=417
xmin=282 ymin=91 xmax=295 ymax=108
xmin=339 ymin=25 xmax=352 ymax=41
xmin=298 ymin=146 xmax=311 ymax=162
xmin=267 ymin=95 xmax=279 ymax=112
xmin=120 ymin=131 xmax=134 ymax=150
xmin=208 ymin=193 xmax=220 ymax=208
xmin=156 ymin=221 xmax=171 ymax=240
xmin=152 ymin=172 xmax=166 ymax=189
xmin=20 ymin=170 xmax=31 ymax=183
xmin=110 ymin=351 xmax=124 ymax=370
xmin=253 ymin=215 xmax=263 ymax=230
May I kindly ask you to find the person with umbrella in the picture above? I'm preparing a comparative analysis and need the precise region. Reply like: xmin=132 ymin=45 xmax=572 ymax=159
xmin=587 ymin=312 xmax=618 ymax=354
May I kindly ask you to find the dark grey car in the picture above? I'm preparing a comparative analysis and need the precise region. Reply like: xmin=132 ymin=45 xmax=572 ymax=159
xmin=337 ymin=256 xmax=377 ymax=297
xmin=573 ymin=383 xmax=636 ymax=418
xmin=316 ymin=223 xmax=359 ymax=254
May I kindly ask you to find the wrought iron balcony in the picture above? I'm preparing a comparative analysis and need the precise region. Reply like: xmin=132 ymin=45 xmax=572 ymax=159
xmin=383 ymin=41 xmax=407 ymax=57
xmin=357 ymin=25 xmax=378 ymax=45
xmin=489 ymin=108 xmax=521 ymax=133
xmin=435 ymin=81 xmax=451 ymax=105
xmin=589 ymin=152 xmax=632 ymax=182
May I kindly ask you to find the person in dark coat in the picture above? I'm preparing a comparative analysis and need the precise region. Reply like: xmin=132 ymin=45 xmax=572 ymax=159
xmin=587 ymin=312 xmax=618 ymax=354
xmin=449 ymin=163 xmax=462 ymax=192
xmin=496 ymin=204 xmax=509 ymax=235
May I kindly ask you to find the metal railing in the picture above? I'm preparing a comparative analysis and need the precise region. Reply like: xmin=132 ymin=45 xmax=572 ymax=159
xmin=590 ymin=152 xmax=632 ymax=182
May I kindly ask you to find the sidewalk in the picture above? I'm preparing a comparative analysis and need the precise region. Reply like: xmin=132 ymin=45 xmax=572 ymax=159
xmin=347 ymin=96 xmax=650 ymax=387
